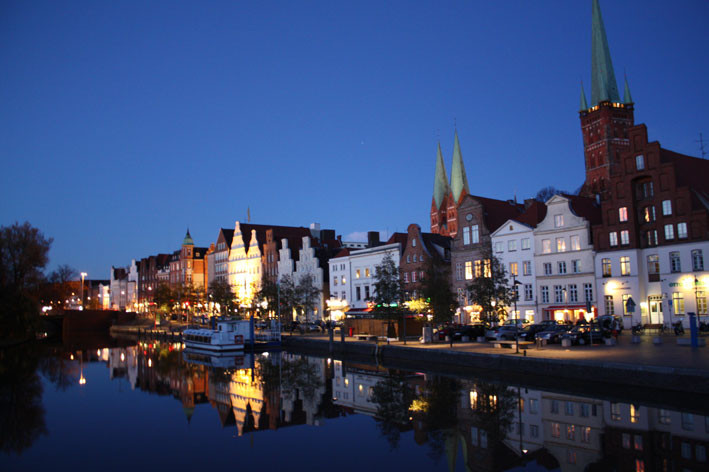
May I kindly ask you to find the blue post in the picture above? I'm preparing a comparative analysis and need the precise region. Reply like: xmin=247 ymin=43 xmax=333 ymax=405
xmin=689 ymin=312 xmax=699 ymax=348
xmin=250 ymin=312 xmax=255 ymax=350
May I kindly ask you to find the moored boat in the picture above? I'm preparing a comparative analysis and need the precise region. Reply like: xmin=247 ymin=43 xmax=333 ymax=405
xmin=183 ymin=319 xmax=250 ymax=352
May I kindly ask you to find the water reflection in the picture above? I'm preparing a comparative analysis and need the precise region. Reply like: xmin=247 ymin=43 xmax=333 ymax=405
xmin=3 ymin=342 xmax=709 ymax=471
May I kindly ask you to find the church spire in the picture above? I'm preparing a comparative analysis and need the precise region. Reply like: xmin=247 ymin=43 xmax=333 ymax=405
xmin=449 ymin=130 xmax=470 ymax=204
xmin=590 ymin=0 xmax=620 ymax=105
xmin=432 ymin=142 xmax=449 ymax=210
xmin=580 ymin=83 xmax=589 ymax=111
xmin=623 ymin=75 xmax=633 ymax=104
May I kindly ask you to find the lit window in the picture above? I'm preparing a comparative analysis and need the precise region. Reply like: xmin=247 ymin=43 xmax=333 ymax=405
xmin=602 ymin=258 xmax=612 ymax=277
xmin=619 ymin=207 xmax=628 ymax=222
xmin=542 ymin=239 xmax=551 ymax=253
xmin=570 ymin=235 xmax=580 ymax=250
xmin=365 ymin=268 xmax=370 ymax=277
xmin=623 ymin=294 xmax=632 ymax=315
xmin=643 ymin=206 xmax=655 ymax=222
xmin=620 ymin=256 xmax=631 ymax=276
xmin=677 ymin=222 xmax=688 ymax=239
xmin=523 ymin=261 xmax=532 ymax=276
xmin=605 ymin=295 xmax=614 ymax=315
xmin=581 ymin=426 xmax=591 ymax=443
xmin=664 ymin=224 xmax=674 ymax=240
xmin=554 ymin=215 xmax=564 ymax=227
xmin=609 ymin=232 xmax=618 ymax=247
xmin=620 ymin=230 xmax=629 ymax=245
xmin=341 ymin=276 xmax=346 ymax=284
xmin=465 ymin=261 xmax=473 ymax=280
xmin=557 ymin=238 xmax=566 ymax=252
xmin=662 ymin=200 xmax=672 ymax=216
xmin=509 ymin=262 xmax=518 ymax=276
xmin=551 ymin=422 xmax=560 ymax=438
xmin=355 ymin=269 xmax=361 ymax=278
xmin=483 ymin=260 xmax=491 ymax=278
xmin=646 ymin=230 xmax=658 ymax=246
xmin=630 ymin=404 xmax=640 ymax=423
xmin=636 ymin=154 xmax=645 ymax=170
xmin=673 ymin=292 xmax=685 ymax=315
xmin=474 ymin=260 xmax=482 ymax=277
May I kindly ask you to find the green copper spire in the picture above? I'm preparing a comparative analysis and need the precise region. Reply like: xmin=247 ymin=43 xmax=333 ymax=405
xmin=580 ymin=83 xmax=589 ymax=111
xmin=591 ymin=0 xmax=620 ymax=105
xmin=432 ymin=142 xmax=450 ymax=210
xmin=183 ymin=228 xmax=194 ymax=246
xmin=449 ymin=131 xmax=470 ymax=204
xmin=623 ymin=75 xmax=633 ymax=104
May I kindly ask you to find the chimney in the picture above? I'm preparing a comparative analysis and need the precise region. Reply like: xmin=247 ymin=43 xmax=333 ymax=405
xmin=367 ymin=231 xmax=380 ymax=248
xmin=309 ymin=222 xmax=321 ymax=239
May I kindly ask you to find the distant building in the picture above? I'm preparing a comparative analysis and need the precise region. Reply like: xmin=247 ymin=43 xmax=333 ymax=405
xmin=399 ymin=223 xmax=452 ymax=302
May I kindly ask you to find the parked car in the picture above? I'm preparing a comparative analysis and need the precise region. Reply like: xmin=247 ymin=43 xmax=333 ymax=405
xmin=434 ymin=325 xmax=459 ymax=341
xmin=457 ymin=324 xmax=487 ymax=340
xmin=562 ymin=325 xmax=606 ymax=345
xmin=517 ymin=324 xmax=548 ymax=341
xmin=596 ymin=315 xmax=623 ymax=334
xmin=502 ymin=318 xmax=532 ymax=328
xmin=488 ymin=325 xmax=520 ymax=341
xmin=535 ymin=325 xmax=569 ymax=344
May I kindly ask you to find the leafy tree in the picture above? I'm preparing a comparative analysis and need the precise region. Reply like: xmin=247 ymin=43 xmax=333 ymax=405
xmin=209 ymin=278 xmax=238 ymax=316
xmin=421 ymin=260 xmax=457 ymax=324
xmin=0 ymin=222 xmax=53 ymax=337
xmin=153 ymin=283 xmax=174 ymax=315
xmin=466 ymin=247 xmax=511 ymax=324
xmin=296 ymin=272 xmax=320 ymax=322
xmin=372 ymin=253 xmax=403 ymax=336
xmin=254 ymin=276 xmax=278 ymax=318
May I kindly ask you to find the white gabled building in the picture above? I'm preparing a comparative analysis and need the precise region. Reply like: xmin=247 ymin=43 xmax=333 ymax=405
xmin=534 ymin=195 xmax=601 ymax=323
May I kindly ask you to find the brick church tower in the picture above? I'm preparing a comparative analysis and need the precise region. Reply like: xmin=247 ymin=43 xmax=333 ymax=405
xmin=579 ymin=0 xmax=635 ymax=198
xmin=430 ymin=131 xmax=470 ymax=237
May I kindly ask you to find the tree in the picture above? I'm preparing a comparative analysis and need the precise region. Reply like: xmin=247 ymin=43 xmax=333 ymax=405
xmin=278 ymin=275 xmax=298 ymax=323
xmin=209 ymin=278 xmax=238 ymax=316
xmin=372 ymin=253 xmax=403 ymax=337
xmin=534 ymin=186 xmax=567 ymax=203
xmin=254 ymin=276 xmax=278 ymax=318
xmin=0 ymin=222 xmax=53 ymax=338
xmin=466 ymin=247 xmax=511 ymax=324
xmin=421 ymin=260 xmax=457 ymax=324
xmin=46 ymin=264 xmax=77 ymax=307
xmin=152 ymin=283 xmax=174 ymax=315
xmin=296 ymin=272 xmax=320 ymax=322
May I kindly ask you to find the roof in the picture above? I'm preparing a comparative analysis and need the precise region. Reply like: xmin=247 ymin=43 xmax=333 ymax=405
xmin=432 ymin=142 xmax=450 ymax=209
xmin=449 ymin=131 xmax=470 ymax=204
xmin=183 ymin=229 xmax=194 ymax=246
xmin=332 ymin=248 xmax=351 ymax=259
xmin=236 ymin=222 xmax=312 ymax=254
xmin=563 ymin=194 xmax=602 ymax=225
xmin=661 ymin=148 xmax=709 ymax=211
xmin=385 ymin=232 xmax=408 ymax=247
xmin=219 ymin=228 xmax=235 ymax=248
xmin=516 ymin=200 xmax=548 ymax=227
xmin=590 ymin=0 xmax=620 ymax=105
xmin=467 ymin=194 xmax=526 ymax=233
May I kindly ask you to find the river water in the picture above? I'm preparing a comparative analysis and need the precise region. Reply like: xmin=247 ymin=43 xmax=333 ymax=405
xmin=2 ymin=340 xmax=708 ymax=471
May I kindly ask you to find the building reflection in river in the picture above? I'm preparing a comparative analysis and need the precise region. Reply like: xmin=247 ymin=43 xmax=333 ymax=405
xmin=67 ymin=345 xmax=709 ymax=470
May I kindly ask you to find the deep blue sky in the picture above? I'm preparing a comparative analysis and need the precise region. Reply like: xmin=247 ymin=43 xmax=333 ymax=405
xmin=2 ymin=0 xmax=708 ymax=279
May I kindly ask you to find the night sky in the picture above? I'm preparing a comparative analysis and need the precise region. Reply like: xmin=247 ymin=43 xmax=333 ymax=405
xmin=2 ymin=0 xmax=708 ymax=279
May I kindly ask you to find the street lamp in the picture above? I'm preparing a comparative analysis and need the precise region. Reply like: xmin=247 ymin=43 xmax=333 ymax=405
xmin=511 ymin=276 xmax=522 ymax=354
xmin=80 ymin=272 xmax=88 ymax=308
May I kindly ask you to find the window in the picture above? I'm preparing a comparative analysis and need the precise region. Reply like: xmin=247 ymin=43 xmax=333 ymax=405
xmin=620 ymin=256 xmax=631 ymax=276
xmin=623 ymin=294 xmax=632 ymax=315
xmin=619 ymin=207 xmax=628 ymax=222
xmin=403 ymin=272 xmax=409 ymax=283
xmin=560 ymin=261 xmax=570 ymax=274
xmin=356 ymin=269 xmax=361 ymax=278
xmin=365 ymin=268 xmax=370 ymax=277
xmin=682 ymin=413 xmax=694 ymax=431
xmin=681 ymin=442 xmax=692 ymax=459
xmin=664 ymin=224 xmax=674 ymax=240
xmin=580 ymin=403 xmax=590 ymax=417
xmin=636 ymin=180 xmax=654 ymax=199
xmin=508 ymin=240 xmax=517 ymax=251
xmin=509 ymin=262 xmax=518 ymax=276
xmin=411 ymin=271 xmax=417 ymax=283
xmin=551 ymin=422 xmax=560 ymax=438
xmin=555 ymin=215 xmax=564 ymax=227
xmin=494 ymin=241 xmax=503 ymax=253
xmin=479 ymin=430 xmax=487 ymax=448
xmin=609 ymin=232 xmax=618 ymax=247
xmin=483 ymin=259 xmax=491 ymax=278
xmin=572 ymin=260 xmax=581 ymax=273
xmin=455 ymin=263 xmax=463 ymax=281
xmin=524 ymin=284 xmax=533 ymax=301
xmin=567 ymin=450 xmax=576 ymax=465
xmin=474 ymin=260 xmax=482 ymax=277
xmin=569 ymin=284 xmax=578 ymax=302
xmin=658 ymin=409 xmax=671 ymax=425
xmin=622 ymin=433 xmax=631 ymax=449
xmin=530 ymin=424 xmax=539 ymax=438
xmin=698 ymin=292 xmax=707 ymax=315
xmin=365 ymin=285 xmax=370 ymax=299
xmin=693 ymin=250 xmax=704 ymax=271
xmin=565 ymin=401 xmax=574 ymax=416
xmin=581 ymin=426 xmax=591 ymax=443
xmin=643 ymin=206 xmax=655 ymax=222
xmin=471 ymin=225 xmax=479 ymax=244
xmin=584 ymin=283 xmax=593 ymax=302
xmin=341 ymin=276 xmax=346 ymax=284
xmin=522 ymin=238 xmax=530 ymax=250
xmin=636 ymin=154 xmax=645 ymax=170
xmin=333 ymin=277 xmax=338 ymax=286
xmin=541 ymin=286 xmax=549 ymax=303
xmin=557 ymin=238 xmax=567 ymax=252
xmin=554 ymin=285 xmax=564 ymax=303
xmin=647 ymin=255 xmax=659 ymax=280
xmin=605 ymin=295 xmax=615 ymax=315
xmin=413 ymin=254 xmax=417 ymax=263
xmin=566 ymin=424 xmax=575 ymax=440
xmin=662 ymin=200 xmax=672 ymax=215
xmin=544 ymin=263 xmax=552 ymax=275
xmin=621 ymin=230 xmax=630 ymax=245
xmin=673 ymin=292 xmax=685 ymax=315
xmin=355 ymin=286 xmax=361 ymax=301
xmin=465 ymin=261 xmax=473 ymax=280
xmin=670 ymin=252 xmax=681 ymax=273
xmin=611 ymin=402 xmax=621 ymax=421
xmin=523 ymin=261 xmax=532 ymax=276
xmin=570 ymin=235 xmax=580 ymax=251
xmin=412 ymin=238 xmax=417 ymax=247
xmin=463 ymin=226 xmax=470 ymax=245
xmin=529 ymin=398 xmax=539 ymax=414
xmin=634 ymin=435 xmax=643 ymax=451
xmin=677 ymin=222 xmax=688 ymax=239
xmin=697 ymin=445 xmax=707 ymax=462
xmin=341 ymin=291 xmax=346 ymax=299
xmin=602 ymin=258 xmax=612 ymax=277
xmin=551 ymin=399 xmax=559 ymax=413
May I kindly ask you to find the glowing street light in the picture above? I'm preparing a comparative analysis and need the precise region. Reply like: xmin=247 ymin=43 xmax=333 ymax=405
xmin=80 ymin=272 xmax=88 ymax=308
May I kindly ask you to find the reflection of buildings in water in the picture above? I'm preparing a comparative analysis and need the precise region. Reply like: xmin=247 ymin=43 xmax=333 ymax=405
xmin=601 ymin=401 xmax=709 ymax=471
xmin=331 ymin=360 xmax=382 ymax=415
xmin=228 ymin=368 xmax=264 ymax=434
xmin=540 ymin=393 xmax=604 ymax=472
xmin=280 ymin=354 xmax=328 ymax=426
xmin=503 ymin=387 xmax=544 ymax=456
xmin=107 ymin=346 xmax=138 ymax=389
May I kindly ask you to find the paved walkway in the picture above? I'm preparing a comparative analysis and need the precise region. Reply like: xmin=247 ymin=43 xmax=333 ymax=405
xmin=288 ymin=331 xmax=709 ymax=372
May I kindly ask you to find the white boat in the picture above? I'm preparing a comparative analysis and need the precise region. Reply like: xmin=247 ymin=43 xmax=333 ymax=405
xmin=183 ymin=319 xmax=251 ymax=352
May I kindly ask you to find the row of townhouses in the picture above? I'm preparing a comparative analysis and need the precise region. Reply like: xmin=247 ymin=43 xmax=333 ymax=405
xmin=108 ymin=1 xmax=708 ymax=329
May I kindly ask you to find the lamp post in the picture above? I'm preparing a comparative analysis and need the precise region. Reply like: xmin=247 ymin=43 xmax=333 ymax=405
xmin=695 ymin=277 xmax=703 ymax=326
xmin=512 ymin=276 xmax=522 ymax=354
xmin=80 ymin=272 xmax=88 ymax=309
